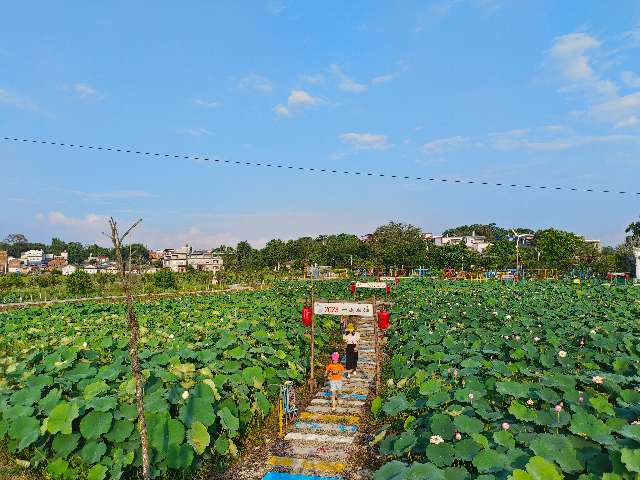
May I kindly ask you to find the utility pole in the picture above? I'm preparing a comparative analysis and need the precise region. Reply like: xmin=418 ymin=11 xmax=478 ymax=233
xmin=374 ymin=293 xmax=379 ymax=396
xmin=310 ymin=286 xmax=315 ymax=392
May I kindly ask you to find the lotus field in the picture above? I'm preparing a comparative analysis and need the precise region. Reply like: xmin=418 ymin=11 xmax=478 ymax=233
xmin=372 ymin=281 xmax=640 ymax=480
xmin=0 ymin=282 xmax=345 ymax=479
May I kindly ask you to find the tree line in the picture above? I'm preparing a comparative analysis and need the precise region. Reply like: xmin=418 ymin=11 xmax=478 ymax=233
xmin=3 ymin=216 xmax=639 ymax=277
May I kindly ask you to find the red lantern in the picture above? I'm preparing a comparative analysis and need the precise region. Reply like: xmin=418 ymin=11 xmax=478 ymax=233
xmin=626 ymin=274 xmax=630 ymax=280
xmin=350 ymin=284 xmax=356 ymax=293
xmin=395 ymin=277 xmax=399 ymax=284
xmin=302 ymin=306 xmax=312 ymax=326
xmin=386 ymin=284 xmax=391 ymax=293
xmin=378 ymin=310 xmax=389 ymax=330
xmin=608 ymin=273 xmax=612 ymax=279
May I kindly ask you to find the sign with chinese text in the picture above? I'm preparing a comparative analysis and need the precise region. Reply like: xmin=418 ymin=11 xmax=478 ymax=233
xmin=314 ymin=302 xmax=374 ymax=316
xmin=355 ymin=282 xmax=386 ymax=288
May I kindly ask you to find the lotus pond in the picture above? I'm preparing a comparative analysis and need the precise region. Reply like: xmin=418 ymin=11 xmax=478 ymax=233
xmin=0 ymin=282 xmax=348 ymax=479
xmin=372 ymin=280 xmax=640 ymax=480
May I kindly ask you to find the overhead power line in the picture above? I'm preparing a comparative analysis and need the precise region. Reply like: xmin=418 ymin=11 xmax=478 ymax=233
xmin=3 ymin=136 xmax=639 ymax=195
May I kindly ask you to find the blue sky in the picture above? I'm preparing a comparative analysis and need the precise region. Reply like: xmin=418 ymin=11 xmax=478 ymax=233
xmin=1 ymin=1 xmax=639 ymax=249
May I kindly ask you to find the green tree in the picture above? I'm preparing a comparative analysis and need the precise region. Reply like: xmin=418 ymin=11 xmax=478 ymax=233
xmin=263 ymin=239 xmax=287 ymax=268
xmin=66 ymin=242 xmax=87 ymax=264
xmin=483 ymin=238 xmax=517 ymax=269
xmin=432 ymin=242 xmax=481 ymax=270
xmin=532 ymin=228 xmax=579 ymax=273
xmin=48 ymin=238 xmax=68 ymax=256
xmin=0 ymin=234 xmax=29 ymax=258
xmin=235 ymin=240 xmax=252 ymax=268
xmin=66 ymin=270 xmax=94 ymax=296
xmin=625 ymin=215 xmax=640 ymax=238
xmin=369 ymin=221 xmax=428 ymax=268
xmin=153 ymin=269 xmax=177 ymax=290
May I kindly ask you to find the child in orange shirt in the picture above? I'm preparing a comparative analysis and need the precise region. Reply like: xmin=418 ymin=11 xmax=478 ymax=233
xmin=325 ymin=352 xmax=345 ymax=411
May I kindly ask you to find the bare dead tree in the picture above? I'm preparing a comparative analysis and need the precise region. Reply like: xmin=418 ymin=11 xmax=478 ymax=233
xmin=103 ymin=218 xmax=150 ymax=480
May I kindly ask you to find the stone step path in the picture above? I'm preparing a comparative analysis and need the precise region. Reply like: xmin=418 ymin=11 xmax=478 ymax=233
xmin=241 ymin=316 xmax=381 ymax=480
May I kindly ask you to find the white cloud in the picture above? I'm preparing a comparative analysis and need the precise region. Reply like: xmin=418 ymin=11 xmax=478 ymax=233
xmin=236 ymin=73 xmax=274 ymax=93
xmin=301 ymin=74 xmax=325 ymax=84
xmin=621 ymin=71 xmax=640 ymax=88
xmin=340 ymin=133 xmax=393 ymax=151
xmin=371 ymin=72 xmax=401 ymax=85
xmin=0 ymin=88 xmax=53 ymax=116
xmin=74 ymin=84 xmax=104 ymax=100
xmin=328 ymin=152 xmax=352 ymax=159
xmin=272 ymin=104 xmax=292 ymax=117
xmin=615 ymin=116 xmax=640 ymax=128
xmin=65 ymin=190 xmax=156 ymax=198
xmin=328 ymin=65 xmax=367 ymax=93
xmin=488 ymin=129 xmax=640 ymax=150
xmin=48 ymin=211 xmax=110 ymax=229
xmin=288 ymin=90 xmax=316 ymax=106
xmin=193 ymin=99 xmax=221 ymax=108
xmin=266 ymin=1 xmax=286 ymax=15
xmin=586 ymin=91 xmax=640 ymax=127
xmin=185 ymin=127 xmax=210 ymax=136
xmin=541 ymin=33 xmax=618 ymax=102
xmin=35 ymin=214 xmax=44 ymax=220
xmin=421 ymin=136 xmax=468 ymax=155
xmin=11 ymin=198 xmax=36 ymax=204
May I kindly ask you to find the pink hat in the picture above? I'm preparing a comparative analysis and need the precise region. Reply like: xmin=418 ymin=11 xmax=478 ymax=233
xmin=331 ymin=352 xmax=339 ymax=361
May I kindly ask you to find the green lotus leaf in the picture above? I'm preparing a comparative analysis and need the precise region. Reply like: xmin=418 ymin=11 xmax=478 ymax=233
xmin=217 ymin=407 xmax=239 ymax=434
xmin=81 ymin=441 xmax=107 ymax=464
xmin=371 ymin=397 xmax=383 ymax=417
xmin=46 ymin=458 xmax=69 ymax=477
xmin=242 ymin=366 xmax=264 ymax=384
xmin=508 ymin=403 xmax=537 ymax=421
xmin=8 ymin=416 xmax=40 ymax=449
xmin=3 ymin=405 xmax=34 ymax=419
xmin=38 ymin=389 xmax=62 ymax=416
xmin=493 ymin=430 xmax=515 ymax=448
xmin=621 ymin=448 xmax=640 ymax=474
xmin=529 ymin=433 xmax=583 ymax=474
xmin=167 ymin=444 xmax=193 ymax=469
xmin=442 ymin=465 xmax=468 ymax=480
xmin=408 ymin=462 xmax=446 ymax=479
xmin=83 ymin=380 xmax=109 ymax=399
xmin=393 ymin=432 xmax=417 ymax=456
xmin=513 ymin=456 xmax=562 ymax=480
xmin=372 ymin=460 xmax=409 ymax=480
xmin=379 ymin=434 xmax=397 ymax=456
xmin=150 ymin=418 xmax=185 ymax=452
xmin=431 ymin=414 xmax=455 ymax=440
xmin=426 ymin=390 xmax=451 ymax=408
xmin=87 ymin=464 xmax=108 ymax=480
xmin=496 ymin=381 xmax=530 ymax=399
xmin=187 ymin=421 xmax=210 ymax=454
xmin=455 ymin=439 xmax=479 ymax=461
xmin=113 ymin=447 xmax=134 ymax=466
xmin=9 ymin=387 xmax=41 ymax=406
xmin=47 ymin=402 xmax=80 ymax=434
xmin=254 ymin=391 xmax=271 ymax=416
xmin=228 ymin=346 xmax=246 ymax=359
xmin=179 ymin=397 xmax=217 ymax=427
xmin=104 ymin=419 xmax=134 ymax=443
xmin=453 ymin=415 xmax=484 ymax=435
xmin=473 ymin=449 xmax=504 ymax=473
xmin=569 ymin=413 xmax=614 ymax=445
xmin=536 ymin=387 xmax=560 ymax=405
xmin=114 ymin=403 xmax=138 ymax=420
xmin=590 ymin=395 xmax=615 ymax=416
xmin=214 ymin=436 xmax=229 ymax=454
xmin=420 ymin=379 xmax=442 ymax=396
xmin=382 ymin=393 xmax=410 ymax=416
xmin=426 ymin=442 xmax=455 ymax=467
xmin=52 ymin=433 xmax=80 ymax=457
xmin=80 ymin=411 xmax=113 ymax=439
xmin=86 ymin=395 xmax=117 ymax=412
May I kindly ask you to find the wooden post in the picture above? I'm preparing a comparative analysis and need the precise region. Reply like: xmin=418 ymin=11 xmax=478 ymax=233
xmin=374 ymin=293 xmax=379 ymax=396
xmin=309 ymin=286 xmax=316 ymax=393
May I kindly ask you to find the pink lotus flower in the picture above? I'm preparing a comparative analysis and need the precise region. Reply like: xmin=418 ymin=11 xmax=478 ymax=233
xmin=468 ymin=393 xmax=474 ymax=400
xmin=592 ymin=376 xmax=604 ymax=384
xmin=515 ymin=336 xmax=520 ymax=340
xmin=502 ymin=422 xmax=510 ymax=430
xmin=555 ymin=405 xmax=562 ymax=412
xmin=578 ymin=397 xmax=584 ymax=403
xmin=527 ymin=399 xmax=534 ymax=405
xmin=534 ymin=337 xmax=540 ymax=341
xmin=456 ymin=432 xmax=462 ymax=440
xmin=454 ymin=369 xmax=458 ymax=376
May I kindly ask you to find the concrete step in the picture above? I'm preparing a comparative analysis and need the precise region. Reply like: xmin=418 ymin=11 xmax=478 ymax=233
xmin=311 ymin=398 xmax=365 ymax=406
xmin=293 ymin=422 xmax=357 ymax=433
xmin=307 ymin=405 xmax=361 ymax=414
xmin=284 ymin=432 xmax=355 ymax=443
xmin=262 ymin=472 xmax=345 ymax=480
xmin=299 ymin=412 xmax=359 ymax=423
xmin=266 ymin=456 xmax=347 ymax=472
xmin=277 ymin=445 xmax=355 ymax=457
xmin=321 ymin=387 xmax=368 ymax=394
xmin=316 ymin=392 xmax=367 ymax=400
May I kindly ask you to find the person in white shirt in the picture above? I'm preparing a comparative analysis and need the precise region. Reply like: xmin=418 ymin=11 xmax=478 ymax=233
xmin=343 ymin=322 xmax=360 ymax=378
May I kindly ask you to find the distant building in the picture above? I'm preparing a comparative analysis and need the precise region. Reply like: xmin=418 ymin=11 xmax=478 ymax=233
xmin=82 ymin=265 xmax=98 ymax=275
xmin=8 ymin=258 xmax=23 ymax=273
xmin=21 ymin=249 xmax=46 ymax=266
xmin=62 ymin=265 xmax=77 ymax=276
xmin=149 ymin=250 xmax=166 ymax=261
xmin=86 ymin=255 xmax=110 ymax=265
xmin=188 ymin=250 xmax=223 ymax=272
xmin=432 ymin=235 xmax=492 ymax=254
xmin=46 ymin=257 xmax=67 ymax=270
xmin=583 ymin=239 xmax=602 ymax=251
xmin=163 ymin=248 xmax=189 ymax=272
